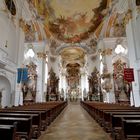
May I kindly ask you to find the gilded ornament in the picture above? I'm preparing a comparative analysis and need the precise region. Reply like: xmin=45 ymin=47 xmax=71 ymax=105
xmin=37 ymin=52 xmax=46 ymax=59
xmin=123 ymin=9 xmax=132 ymax=25
xmin=98 ymin=48 xmax=112 ymax=56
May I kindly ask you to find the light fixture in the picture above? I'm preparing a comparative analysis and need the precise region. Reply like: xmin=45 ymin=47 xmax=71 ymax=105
xmin=24 ymin=44 xmax=35 ymax=59
xmin=99 ymin=53 xmax=103 ymax=60
xmin=115 ymin=44 xmax=125 ymax=54
xmin=26 ymin=48 xmax=35 ymax=58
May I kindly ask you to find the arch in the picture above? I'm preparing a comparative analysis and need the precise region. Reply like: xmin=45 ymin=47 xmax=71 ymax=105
xmin=112 ymin=54 xmax=129 ymax=64
xmin=0 ymin=75 xmax=11 ymax=108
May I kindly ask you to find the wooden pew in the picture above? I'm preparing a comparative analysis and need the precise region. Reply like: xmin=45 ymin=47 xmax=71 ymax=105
xmin=0 ymin=109 xmax=48 ymax=131
xmin=121 ymin=119 xmax=140 ymax=140
xmin=81 ymin=101 xmax=140 ymax=140
xmin=0 ymin=112 xmax=41 ymax=138
xmin=81 ymin=101 xmax=140 ymax=127
xmin=0 ymin=123 xmax=18 ymax=140
xmin=102 ymin=111 xmax=140 ymax=132
xmin=96 ymin=107 xmax=139 ymax=124
xmin=0 ymin=117 xmax=32 ymax=140
xmin=0 ymin=101 xmax=67 ymax=139
xmin=110 ymin=114 xmax=140 ymax=140
xmin=5 ymin=101 xmax=67 ymax=127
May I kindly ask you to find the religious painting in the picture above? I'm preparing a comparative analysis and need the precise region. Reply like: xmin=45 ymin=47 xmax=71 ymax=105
xmin=29 ymin=0 xmax=110 ymax=43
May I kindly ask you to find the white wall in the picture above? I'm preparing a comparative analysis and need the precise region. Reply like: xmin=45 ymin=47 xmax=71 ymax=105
xmin=0 ymin=14 xmax=18 ymax=64
xmin=123 ymin=1 xmax=140 ymax=107
xmin=0 ymin=68 xmax=16 ymax=108
xmin=59 ymin=73 xmax=67 ymax=100
xmin=86 ymin=54 xmax=98 ymax=75
xmin=0 ymin=1 xmax=25 ymax=106
xmin=126 ymin=20 xmax=140 ymax=107
xmin=80 ymin=72 xmax=89 ymax=100
xmin=48 ymin=55 xmax=60 ymax=77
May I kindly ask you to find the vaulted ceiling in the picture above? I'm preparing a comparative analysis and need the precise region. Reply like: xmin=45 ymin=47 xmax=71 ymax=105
xmin=25 ymin=0 xmax=111 ymax=70
xmin=29 ymin=0 xmax=109 ymax=43
xmin=7 ymin=0 xmax=128 ymax=72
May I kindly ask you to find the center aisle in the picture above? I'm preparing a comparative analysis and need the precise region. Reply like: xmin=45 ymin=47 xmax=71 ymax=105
xmin=39 ymin=102 xmax=112 ymax=140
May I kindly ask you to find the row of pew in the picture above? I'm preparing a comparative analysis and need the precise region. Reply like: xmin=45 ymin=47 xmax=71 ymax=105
xmin=0 ymin=101 xmax=68 ymax=140
xmin=81 ymin=101 xmax=140 ymax=140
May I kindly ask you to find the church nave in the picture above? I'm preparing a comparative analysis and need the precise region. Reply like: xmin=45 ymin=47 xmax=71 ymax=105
xmin=39 ymin=103 xmax=111 ymax=140
xmin=1 ymin=0 xmax=140 ymax=139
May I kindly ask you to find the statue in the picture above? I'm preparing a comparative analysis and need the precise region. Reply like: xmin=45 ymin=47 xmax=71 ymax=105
xmin=26 ymin=62 xmax=37 ymax=102
xmin=88 ymin=67 xmax=100 ymax=101
xmin=24 ymin=90 xmax=34 ymax=101
xmin=60 ymin=88 xmax=64 ymax=101
xmin=101 ymin=63 xmax=112 ymax=93
xmin=83 ymin=88 xmax=87 ymax=101
xmin=21 ymin=83 xmax=28 ymax=100
xmin=0 ymin=88 xmax=4 ymax=108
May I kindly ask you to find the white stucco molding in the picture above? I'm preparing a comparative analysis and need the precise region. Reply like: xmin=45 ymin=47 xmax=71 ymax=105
xmin=0 ymin=48 xmax=17 ymax=73
xmin=102 ymin=37 xmax=127 ymax=48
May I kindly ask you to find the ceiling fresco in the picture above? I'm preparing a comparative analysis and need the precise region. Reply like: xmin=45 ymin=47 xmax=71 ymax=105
xmin=29 ymin=0 xmax=109 ymax=43
xmin=17 ymin=0 xmax=130 ymax=84
xmin=60 ymin=47 xmax=85 ymax=67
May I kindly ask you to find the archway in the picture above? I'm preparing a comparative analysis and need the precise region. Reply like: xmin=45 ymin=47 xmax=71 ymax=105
xmin=0 ymin=75 xmax=11 ymax=108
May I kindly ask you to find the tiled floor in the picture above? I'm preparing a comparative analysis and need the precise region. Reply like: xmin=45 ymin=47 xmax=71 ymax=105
xmin=38 ymin=102 xmax=112 ymax=140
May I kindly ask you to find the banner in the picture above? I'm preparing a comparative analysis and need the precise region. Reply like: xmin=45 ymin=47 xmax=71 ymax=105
xmin=124 ymin=68 xmax=134 ymax=82
xmin=17 ymin=68 xmax=28 ymax=83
